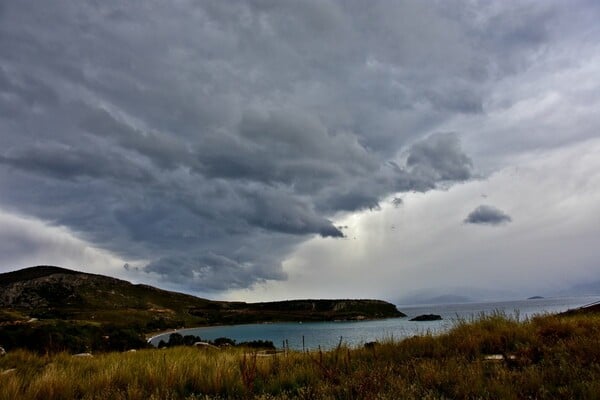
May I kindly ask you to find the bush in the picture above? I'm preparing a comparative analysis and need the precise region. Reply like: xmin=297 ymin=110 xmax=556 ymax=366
xmin=0 ymin=322 xmax=149 ymax=353
xmin=212 ymin=337 xmax=236 ymax=347
xmin=238 ymin=340 xmax=276 ymax=350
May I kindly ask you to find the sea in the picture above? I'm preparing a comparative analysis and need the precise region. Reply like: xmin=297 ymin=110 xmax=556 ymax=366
xmin=148 ymin=296 xmax=600 ymax=350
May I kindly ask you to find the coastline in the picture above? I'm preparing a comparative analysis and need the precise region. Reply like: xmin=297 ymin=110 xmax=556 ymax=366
xmin=145 ymin=315 xmax=404 ymax=345
xmin=145 ymin=324 xmax=224 ymax=343
xmin=145 ymin=296 xmax=600 ymax=349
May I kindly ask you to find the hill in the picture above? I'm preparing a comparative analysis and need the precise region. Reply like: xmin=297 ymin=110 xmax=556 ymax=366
xmin=560 ymin=300 xmax=600 ymax=316
xmin=0 ymin=266 xmax=404 ymax=352
xmin=0 ymin=265 xmax=220 ymax=330
xmin=0 ymin=266 xmax=404 ymax=353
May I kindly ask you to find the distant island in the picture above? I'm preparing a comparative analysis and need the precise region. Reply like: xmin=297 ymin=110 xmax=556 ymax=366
xmin=527 ymin=296 xmax=545 ymax=300
xmin=410 ymin=314 xmax=442 ymax=321
xmin=0 ymin=265 xmax=405 ymax=353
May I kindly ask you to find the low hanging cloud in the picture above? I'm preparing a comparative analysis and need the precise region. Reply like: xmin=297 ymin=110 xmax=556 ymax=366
xmin=0 ymin=1 xmax=582 ymax=293
xmin=406 ymin=133 xmax=473 ymax=182
xmin=464 ymin=205 xmax=512 ymax=226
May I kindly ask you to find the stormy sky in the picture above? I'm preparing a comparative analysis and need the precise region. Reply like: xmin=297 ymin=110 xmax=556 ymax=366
xmin=1 ymin=1 xmax=600 ymax=302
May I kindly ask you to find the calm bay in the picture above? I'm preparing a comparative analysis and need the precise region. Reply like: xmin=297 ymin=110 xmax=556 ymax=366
xmin=149 ymin=296 xmax=600 ymax=350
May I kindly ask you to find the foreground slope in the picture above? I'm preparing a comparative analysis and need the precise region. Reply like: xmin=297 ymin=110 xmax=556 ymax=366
xmin=2 ymin=312 xmax=600 ymax=399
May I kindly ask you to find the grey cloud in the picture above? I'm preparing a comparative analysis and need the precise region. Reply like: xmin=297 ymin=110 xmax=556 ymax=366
xmin=464 ymin=205 xmax=512 ymax=226
xmin=0 ymin=67 xmax=59 ymax=113
xmin=196 ymin=107 xmax=377 ymax=186
xmin=246 ymin=193 xmax=344 ymax=238
xmin=407 ymin=133 xmax=473 ymax=182
xmin=0 ymin=223 xmax=45 ymax=263
xmin=79 ymin=107 xmax=191 ymax=170
xmin=0 ymin=1 xmax=566 ymax=292
xmin=145 ymin=252 xmax=286 ymax=292
xmin=321 ymin=189 xmax=382 ymax=213
xmin=423 ymin=85 xmax=484 ymax=114
xmin=0 ymin=143 xmax=153 ymax=183
xmin=141 ymin=229 xmax=295 ymax=293
xmin=313 ymin=133 xmax=474 ymax=213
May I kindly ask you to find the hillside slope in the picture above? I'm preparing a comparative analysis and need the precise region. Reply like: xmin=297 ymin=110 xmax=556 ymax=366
xmin=0 ymin=266 xmax=404 ymax=331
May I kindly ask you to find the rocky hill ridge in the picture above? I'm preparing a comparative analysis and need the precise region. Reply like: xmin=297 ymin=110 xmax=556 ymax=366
xmin=0 ymin=266 xmax=405 ymax=329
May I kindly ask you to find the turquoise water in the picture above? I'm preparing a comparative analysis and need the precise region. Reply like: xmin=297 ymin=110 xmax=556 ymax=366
xmin=149 ymin=296 xmax=600 ymax=350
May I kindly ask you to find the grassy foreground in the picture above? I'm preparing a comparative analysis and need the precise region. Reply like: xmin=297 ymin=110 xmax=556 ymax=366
xmin=2 ymin=312 xmax=600 ymax=399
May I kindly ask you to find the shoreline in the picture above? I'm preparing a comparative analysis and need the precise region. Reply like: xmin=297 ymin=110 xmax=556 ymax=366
xmin=145 ymin=324 xmax=224 ymax=343
xmin=145 ymin=296 xmax=600 ymax=349
xmin=145 ymin=316 xmax=403 ymax=344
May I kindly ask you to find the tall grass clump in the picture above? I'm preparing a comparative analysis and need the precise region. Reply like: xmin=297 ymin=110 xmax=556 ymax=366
xmin=2 ymin=312 xmax=600 ymax=399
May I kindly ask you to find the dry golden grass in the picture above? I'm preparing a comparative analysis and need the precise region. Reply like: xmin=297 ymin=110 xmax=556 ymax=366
xmin=2 ymin=312 xmax=600 ymax=399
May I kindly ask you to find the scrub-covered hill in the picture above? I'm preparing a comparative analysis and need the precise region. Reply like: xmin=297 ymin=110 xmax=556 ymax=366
xmin=0 ymin=266 xmax=404 ymax=353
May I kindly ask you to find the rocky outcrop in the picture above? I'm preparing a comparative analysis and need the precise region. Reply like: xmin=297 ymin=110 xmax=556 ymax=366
xmin=0 ymin=266 xmax=131 ymax=309
xmin=410 ymin=314 xmax=442 ymax=321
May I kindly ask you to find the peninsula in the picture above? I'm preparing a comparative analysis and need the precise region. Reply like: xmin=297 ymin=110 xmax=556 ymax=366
xmin=0 ymin=266 xmax=404 ymax=353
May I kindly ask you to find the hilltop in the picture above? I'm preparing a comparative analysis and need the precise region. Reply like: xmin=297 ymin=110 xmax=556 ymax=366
xmin=1 ymin=265 xmax=221 ymax=329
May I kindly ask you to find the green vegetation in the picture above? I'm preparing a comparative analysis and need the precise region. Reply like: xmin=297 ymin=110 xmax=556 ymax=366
xmin=0 ymin=320 xmax=149 ymax=354
xmin=2 ymin=312 xmax=600 ymax=399
xmin=157 ymin=333 xmax=275 ymax=351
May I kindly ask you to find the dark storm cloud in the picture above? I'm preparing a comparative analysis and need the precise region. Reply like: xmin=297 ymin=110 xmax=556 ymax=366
xmin=79 ymin=108 xmax=191 ymax=171
xmin=464 ymin=205 xmax=512 ymax=226
xmin=0 ymin=1 xmax=564 ymax=292
xmin=0 ymin=142 xmax=153 ymax=182
xmin=145 ymin=251 xmax=287 ymax=292
xmin=407 ymin=133 xmax=473 ymax=182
